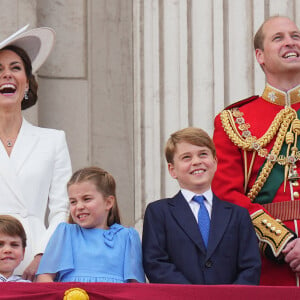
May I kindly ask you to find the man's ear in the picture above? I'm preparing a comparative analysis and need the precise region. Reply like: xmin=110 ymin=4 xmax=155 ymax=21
xmin=168 ymin=163 xmax=177 ymax=179
xmin=255 ymin=48 xmax=264 ymax=65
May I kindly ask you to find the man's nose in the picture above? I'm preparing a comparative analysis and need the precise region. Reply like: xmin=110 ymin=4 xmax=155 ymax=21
xmin=284 ymin=35 xmax=296 ymax=46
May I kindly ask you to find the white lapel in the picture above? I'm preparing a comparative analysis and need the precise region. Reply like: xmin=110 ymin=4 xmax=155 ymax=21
xmin=0 ymin=118 xmax=39 ymax=205
xmin=10 ymin=118 xmax=39 ymax=174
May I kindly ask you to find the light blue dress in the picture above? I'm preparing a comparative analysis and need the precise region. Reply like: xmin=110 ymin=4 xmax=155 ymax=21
xmin=36 ymin=223 xmax=145 ymax=283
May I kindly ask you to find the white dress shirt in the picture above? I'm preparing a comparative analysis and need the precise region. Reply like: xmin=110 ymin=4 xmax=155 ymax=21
xmin=181 ymin=188 xmax=213 ymax=220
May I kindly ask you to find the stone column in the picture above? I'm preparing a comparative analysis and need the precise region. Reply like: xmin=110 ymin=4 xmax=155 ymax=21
xmin=36 ymin=0 xmax=89 ymax=171
xmin=88 ymin=0 xmax=135 ymax=226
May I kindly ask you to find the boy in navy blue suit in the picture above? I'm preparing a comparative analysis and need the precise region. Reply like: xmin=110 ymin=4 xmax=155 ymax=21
xmin=142 ymin=127 xmax=261 ymax=284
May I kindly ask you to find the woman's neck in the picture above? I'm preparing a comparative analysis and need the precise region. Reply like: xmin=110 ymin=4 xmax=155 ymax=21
xmin=0 ymin=111 xmax=22 ymax=137
xmin=0 ymin=111 xmax=22 ymax=154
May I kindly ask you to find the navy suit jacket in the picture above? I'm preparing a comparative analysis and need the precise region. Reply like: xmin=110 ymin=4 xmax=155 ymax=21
xmin=142 ymin=191 xmax=261 ymax=284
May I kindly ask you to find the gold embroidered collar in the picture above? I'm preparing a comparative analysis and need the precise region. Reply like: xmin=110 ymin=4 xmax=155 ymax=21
xmin=262 ymin=84 xmax=300 ymax=106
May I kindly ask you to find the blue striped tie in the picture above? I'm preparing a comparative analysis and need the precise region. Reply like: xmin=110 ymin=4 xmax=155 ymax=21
xmin=193 ymin=195 xmax=210 ymax=247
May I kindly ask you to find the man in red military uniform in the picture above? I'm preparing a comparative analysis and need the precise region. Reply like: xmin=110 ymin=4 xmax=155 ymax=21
xmin=212 ymin=16 xmax=300 ymax=286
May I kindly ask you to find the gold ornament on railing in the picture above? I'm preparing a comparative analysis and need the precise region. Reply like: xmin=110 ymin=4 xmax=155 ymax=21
xmin=63 ymin=288 xmax=89 ymax=300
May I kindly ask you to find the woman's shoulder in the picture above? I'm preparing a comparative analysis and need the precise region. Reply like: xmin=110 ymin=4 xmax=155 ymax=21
xmin=32 ymin=126 xmax=65 ymax=137
xmin=23 ymin=119 xmax=66 ymax=137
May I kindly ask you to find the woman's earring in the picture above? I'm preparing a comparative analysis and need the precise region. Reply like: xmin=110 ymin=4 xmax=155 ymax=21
xmin=24 ymin=90 xmax=29 ymax=100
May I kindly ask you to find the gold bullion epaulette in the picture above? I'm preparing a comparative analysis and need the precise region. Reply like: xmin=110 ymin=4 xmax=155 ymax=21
xmin=251 ymin=209 xmax=295 ymax=257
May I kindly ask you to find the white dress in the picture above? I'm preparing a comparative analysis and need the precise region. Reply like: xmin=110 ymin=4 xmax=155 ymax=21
xmin=0 ymin=118 xmax=72 ymax=274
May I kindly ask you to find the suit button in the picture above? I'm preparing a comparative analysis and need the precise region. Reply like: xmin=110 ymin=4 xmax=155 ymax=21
xmin=205 ymin=260 xmax=213 ymax=268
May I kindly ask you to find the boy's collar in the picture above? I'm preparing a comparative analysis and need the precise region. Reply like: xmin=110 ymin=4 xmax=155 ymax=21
xmin=0 ymin=273 xmax=8 ymax=281
xmin=181 ymin=188 xmax=213 ymax=205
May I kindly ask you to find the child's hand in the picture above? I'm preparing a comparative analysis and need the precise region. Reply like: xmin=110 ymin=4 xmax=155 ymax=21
xmin=22 ymin=254 xmax=43 ymax=281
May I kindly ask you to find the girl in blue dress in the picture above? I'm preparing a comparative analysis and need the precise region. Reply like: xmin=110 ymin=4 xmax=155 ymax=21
xmin=36 ymin=167 xmax=145 ymax=283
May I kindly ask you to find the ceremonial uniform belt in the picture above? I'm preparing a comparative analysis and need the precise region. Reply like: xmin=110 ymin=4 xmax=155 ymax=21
xmin=262 ymin=201 xmax=300 ymax=221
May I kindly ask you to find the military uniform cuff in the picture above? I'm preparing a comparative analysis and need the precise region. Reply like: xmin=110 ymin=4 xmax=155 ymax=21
xmin=251 ymin=209 xmax=295 ymax=257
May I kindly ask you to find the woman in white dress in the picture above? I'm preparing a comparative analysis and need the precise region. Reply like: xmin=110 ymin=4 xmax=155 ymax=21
xmin=0 ymin=25 xmax=72 ymax=280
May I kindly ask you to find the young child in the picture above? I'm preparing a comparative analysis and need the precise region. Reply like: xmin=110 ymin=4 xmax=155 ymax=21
xmin=0 ymin=215 xmax=30 ymax=282
xmin=142 ymin=127 xmax=261 ymax=285
xmin=36 ymin=167 xmax=145 ymax=283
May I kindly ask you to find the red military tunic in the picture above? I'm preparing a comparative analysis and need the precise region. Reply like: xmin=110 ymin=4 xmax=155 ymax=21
xmin=212 ymin=84 xmax=300 ymax=286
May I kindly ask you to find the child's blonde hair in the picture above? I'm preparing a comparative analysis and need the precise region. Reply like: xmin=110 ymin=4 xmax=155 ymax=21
xmin=165 ymin=127 xmax=216 ymax=164
xmin=67 ymin=166 xmax=121 ymax=226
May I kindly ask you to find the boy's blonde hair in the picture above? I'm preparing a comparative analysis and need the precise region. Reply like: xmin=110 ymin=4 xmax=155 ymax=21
xmin=165 ymin=127 xmax=216 ymax=164
xmin=67 ymin=166 xmax=121 ymax=226
xmin=0 ymin=215 xmax=27 ymax=248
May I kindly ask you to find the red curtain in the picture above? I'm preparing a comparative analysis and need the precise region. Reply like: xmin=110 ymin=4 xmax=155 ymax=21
xmin=0 ymin=282 xmax=299 ymax=300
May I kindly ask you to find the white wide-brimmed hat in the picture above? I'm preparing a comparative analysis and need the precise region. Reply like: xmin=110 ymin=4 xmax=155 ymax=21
xmin=0 ymin=24 xmax=55 ymax=73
